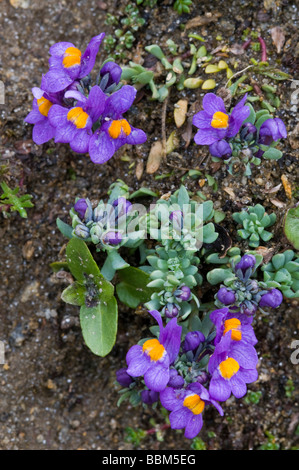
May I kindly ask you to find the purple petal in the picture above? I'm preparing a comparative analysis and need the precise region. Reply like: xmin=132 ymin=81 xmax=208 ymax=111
xmin=192 ymin=110 xmax=213 ymax=129
xmin=230 ymin=374 xmax=247 ymax=398
xmin=70 ymin=129 xmax=91 ymax=153
xmin=159 ymin=318 xmax=182 ymax=364
xmin=79 ymin=33 xmax=105 ymax=79
xmin=239 ymin=367 xmax=258 ymax=384
xmin=49 ymin=41 xmax=75 ymax=57
xmin=184 ymin=413 xmax=203 ymax=439
xmin=24 ymin=107 xmax=44 ymax=125
xmin=32 ymin=121 xmax=56 ymax=145
xmin=126 ymin=345 xmax=150 ymax=377
xmin=194 ymin=127 xmax=227 ymax=145
xmin=48 ymin=105 xmax=68 ymax=128
xmin=149 ymin=310 xmax=163 ymax=332
xmin=104 ymin=85 xmax=137 ymax=118
xmin=41 ymin=68 xmax=74 ymax=93
xmin=126 ymin=127 xmax=147 ymax=145
xmin=85 ymin=85 xmax=107 ymax=123
xmin=231 ymin=342 xmax=258 ymax=369
xmin=209 ymin=371 xmax=231 ymax=402
xmin=202 ymin=93 xmax=226 ymax=115
xmin=89 ymin=129 xmax=116 ymax=164
xmin=227 ymin=105 xmax=251 ymax=138
xmin=144 ymin=363 xmax=170 ymax=392
xmin=54 ymin=122 xmax=77 ymax=144
xmin=169 ymin=407 xmax=190 ymax=430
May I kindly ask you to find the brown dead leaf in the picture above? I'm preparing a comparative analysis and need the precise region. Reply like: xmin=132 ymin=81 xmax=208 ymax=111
xmin=270 ymin=26 xmax=285 ymax=54
xmin=174 ymin=100 xmax=188 ymax=128
xmin=254 ymin=246 xmax=276 ymax=264
xmin=270 ymin=198 xmax=286 ymax=208
xmin=146 ymin=141 xmax=163 ymax=174
xmin=184 ymin=12 xmax=222 ymax=33
xmin=223 ymin=187 xmax=236 ymax=199
xmin=10 ymin=0 xmax=30 ymax=7
xmin=135 ymin=160 xmax=144 ymax=180
xmin=264 ymin=183 xmax=282 ymax=194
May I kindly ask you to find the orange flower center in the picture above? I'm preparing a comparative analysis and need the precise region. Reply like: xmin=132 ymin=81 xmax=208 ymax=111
xmin=142 ymin=338 xmax=165 ymax=362
xmin=37 ymin=96 xmax=53 ymax=117
xmin=223 ymin=318 xmax=242 ymax=341
xmin=219 ymin=357 xmax=240 ymax=379
xmin=183 ymin=394 xmax=205 ymax=415
xmin=67 ymin=107 xmax=89 ymax=129
xmin=108 ymin=119 xmax=131 ymax=139
xmin=62 ymin=47 xmax=82 ymax=69
xmin=211 ymin=111 xmax=229 ymax=129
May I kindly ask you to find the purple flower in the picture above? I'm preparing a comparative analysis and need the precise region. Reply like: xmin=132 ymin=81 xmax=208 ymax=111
xmin=100 ymin=61 xmax=122 ymax=89
xmin=89 ymin=86 xmax=147 ymax=164
xmin=183 ymin=331 xmax=205 ymax=353
xmin=210 ymin=308 xmax=257 ymax=346
xmin=103 ymin=231 xmax=122 ymax=245
xmin=160 ymin=383 xmax=223 ymax=439
xmin=24 ymin=87 xmax=60 ymax=145
xmin=167 ymin=369 xmax=185 ymax=389
xmin=235 ymin=254 xmax=256 ymax=277
xmin=116 ymin=368 xmax=134 ymax=388
xmin=209 ymin=139 xmax=232 ymax=159
xmin=74 ymin=198 xmax=88 ymax=220
xmin=240 ymin=122 xmax=257 ymax=141
xmin=259 ymin=288 xmax=283 ymax=308
xmin=176 ymin=285 xmax=192 ymax=302
xmin=141 ymin=390 xmax=159 ymax=405
xmin=259 ymin=118 xmax=287 ymax=145
xmin=112 ymin=197 xmax=132 ymax=216
xmin=192 ymin=93 xmax=250 ymax=145
xmin=126 ymin=310 xmax=182 ymax=392
xmin=164 ymin=303 xmax=179 ymax=319
xmin=41 ymin=34 xmax=105 ymax=93
xmin=48 ymin=85 xmax=106 ymax=153
xmin=217 ymin=287 xmax=236 ymax=306
xmin=208 ymin=333 xmax=258 ymax=402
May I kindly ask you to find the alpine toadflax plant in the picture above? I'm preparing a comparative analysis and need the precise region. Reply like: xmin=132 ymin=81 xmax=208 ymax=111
xmin=24 ymin=34 xmax=147 ymax=164
xmin=192 ymin=93 xmax=287 ymax=175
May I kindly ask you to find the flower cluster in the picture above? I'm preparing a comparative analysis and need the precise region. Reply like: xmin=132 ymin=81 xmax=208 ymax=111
xmin=215 ymin=254 xmax=283 ymax=315
xmin=116 ymin=305 xmax=262 ymax=439
xmin=192 ymin=93 xmax=287 ymax=175
xmin=24 ymin=34 xmax=146 ymax=164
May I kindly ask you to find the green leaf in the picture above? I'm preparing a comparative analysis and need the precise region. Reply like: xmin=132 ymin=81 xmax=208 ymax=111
xmin=128 ymin=188 xmax=158 ymax=199
xmin=116 ymin=267 xmax=154 ymax=308
xmin=284 ymin=205 xmax=299 ymax=251
xmin=80 ymin=297 xmax=118 ymax=357
xmin=61 ymin=282 xmax=86 ymax=306
xmin=56 ymin=217 xmax=73 ymax=239
xmin=65 ymin=238 xmax=114 ymax=302
xmin=207 ymin=268 xmax=234 ymax=285
xmin=178 ymin=185 xmax=190 ymax=207
xmin=243 ymin=103 xmax=256 ymax=125
xmin=263 ymin=147 xmax=283 ymax=160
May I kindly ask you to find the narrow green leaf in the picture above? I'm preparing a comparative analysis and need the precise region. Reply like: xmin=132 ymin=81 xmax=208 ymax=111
xmin=284 ymin=205 xmax=299 ymax=250
xmin=56 ymin=217 xmax=73 ymax=239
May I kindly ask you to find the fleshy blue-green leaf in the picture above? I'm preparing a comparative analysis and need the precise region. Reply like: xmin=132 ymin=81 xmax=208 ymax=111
xmin=284 ymin=205 xmax=299 ymax=251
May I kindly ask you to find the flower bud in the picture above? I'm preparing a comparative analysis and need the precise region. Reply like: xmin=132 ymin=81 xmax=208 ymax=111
xmin=235 ymin=254 xmax=256 ymax=276
xmin=196 ymin=371 xmax=208 ymax=385
xmin=103 ymin=231 xmax=122 ymax=245
xmin=141 ymin=390 xmax=159 ymax=405
xmin=183 ymin=331 xmax=205 ymax=352
xmin=116 ymin=368 xmax=134 ymax=388
xmin=100 ymin=61 xmax=122 ymax=88
xmin=74 ymin=224 xmax=90 ymax=239
xmin=164 ymin=303 xmax=179 ymax=319
xmin=112 ymin=197 xmax=132 ymax=216
xmin=209 ymin=139 xmax=232 ymax=160
xmin=217 ymin=287 xmax=236 ymax=305
xmin=167 ymin=369 xmax=185 ymax=389
xmin=259 ymin=118 xmax=287 ymax=143
xmin=74 ymin=198 xmax=88 ymax=220
xmin=241 ymin=302 xmax=257 ymax=316
xmin=176 ymin=285 xmax=191 ymax=302
xmin=240 ymin=122 xmax=257 ymax=142
xmin=259 ymin=288 xmax=283 ymax=308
